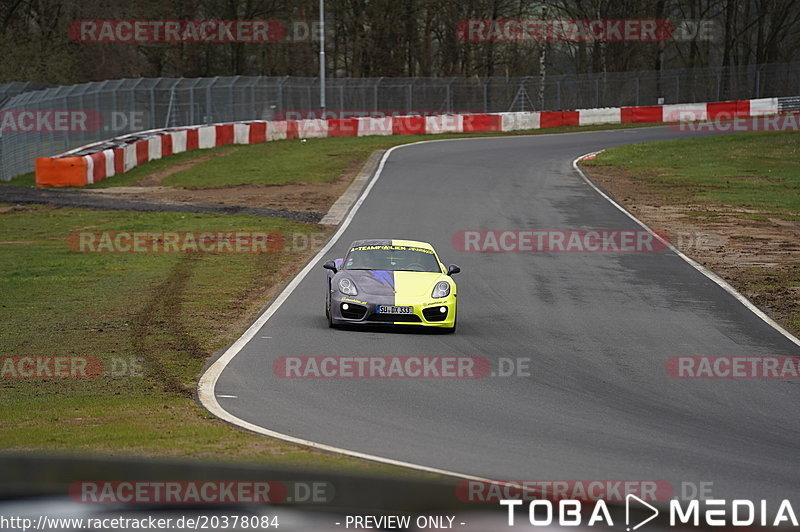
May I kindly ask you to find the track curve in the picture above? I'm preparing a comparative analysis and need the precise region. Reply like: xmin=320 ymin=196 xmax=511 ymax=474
xmin=201 ymin=126 xmax=800 ymax=502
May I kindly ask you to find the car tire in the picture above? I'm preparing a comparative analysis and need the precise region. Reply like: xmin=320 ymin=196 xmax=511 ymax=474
xmin=327 ymin=301 xmax=335 ymax=328
xmin=326 ymin=281 xmax=335 ymax=328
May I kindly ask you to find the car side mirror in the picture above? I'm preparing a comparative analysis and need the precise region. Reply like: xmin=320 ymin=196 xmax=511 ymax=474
xmin=323 ymin=260 xmax=337 ymax=273
xmin=447 ymin=264 xmax=461 ymax=276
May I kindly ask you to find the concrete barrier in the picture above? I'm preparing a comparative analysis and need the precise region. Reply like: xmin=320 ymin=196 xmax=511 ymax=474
xmin=34 ymin=97 xmax=790 ymax=187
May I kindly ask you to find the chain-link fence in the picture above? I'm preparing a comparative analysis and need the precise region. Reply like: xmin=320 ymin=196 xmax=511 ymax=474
xmin=1 ymin=61 xmax=799 ymax=180
xmin=0 ymin=82 xmax=50 ymax=106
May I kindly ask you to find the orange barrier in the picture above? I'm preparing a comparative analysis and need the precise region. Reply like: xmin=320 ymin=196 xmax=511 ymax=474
xmin=35 ymin=156 xmax=89 ymax=187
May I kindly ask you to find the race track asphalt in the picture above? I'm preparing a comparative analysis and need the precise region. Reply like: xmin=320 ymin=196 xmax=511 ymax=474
xmin=210 ymin=126 xmax=800 ymax=503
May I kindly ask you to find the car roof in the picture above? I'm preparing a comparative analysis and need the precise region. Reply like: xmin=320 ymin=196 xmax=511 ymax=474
xmin=348 ymin=239 xmax=435 ymax=251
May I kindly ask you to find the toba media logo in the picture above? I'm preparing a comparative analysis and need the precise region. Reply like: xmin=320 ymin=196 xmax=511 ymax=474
xmin=500 ymin=497 xmax=800 ymax=528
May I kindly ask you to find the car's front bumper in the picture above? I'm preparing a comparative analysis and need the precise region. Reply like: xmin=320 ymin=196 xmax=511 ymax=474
xmin=330 ymin=292 xmax=456 ymax=328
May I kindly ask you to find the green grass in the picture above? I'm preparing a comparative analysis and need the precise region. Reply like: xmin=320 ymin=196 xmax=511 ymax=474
xmin=0 ymin=205 xmax=428 ymax=473
xmin=586 ymin=131 xmax=800 ymax=215
xmin=163 ymin=136 xmax=399 ymax=188
xmin=2 ymin=122 xmax=662 ymax=189
xmin=91 ymin=145 xmax=241 ymax=188
xmin=0 ymin=172 xmax=35 ymax=186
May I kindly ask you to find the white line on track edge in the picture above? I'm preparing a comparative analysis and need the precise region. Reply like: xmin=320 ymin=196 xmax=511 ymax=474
xmin=197 ymin=141 xmax=495 ymax=482
xmin=573 ymin=151 xmax=800 ymax=348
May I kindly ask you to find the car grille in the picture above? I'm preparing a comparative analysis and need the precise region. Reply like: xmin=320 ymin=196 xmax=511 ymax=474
xmin=340 ymin=303 xmax=367 ymax=320
xmin=367 ymin=313 xmax=422 ymax=323
xmin=422 ymin=306 xmax=448 ymax=322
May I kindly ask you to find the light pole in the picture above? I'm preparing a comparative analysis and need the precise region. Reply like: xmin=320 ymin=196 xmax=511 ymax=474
xmin=319 ymin=0 xmax=326 ymax=112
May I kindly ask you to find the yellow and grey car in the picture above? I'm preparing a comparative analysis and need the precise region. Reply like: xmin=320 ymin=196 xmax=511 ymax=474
xmin=323 ymin=239 xmax=460 ymax=332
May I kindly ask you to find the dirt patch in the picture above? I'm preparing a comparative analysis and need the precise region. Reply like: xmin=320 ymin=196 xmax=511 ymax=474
xmin=582 ymin=163 xmax=800 ymax=335
xmin=136 ymin=148 xmax=240 ymax=187
xmin=0 ymin=204 xmax=47 ymax=215
xmin=87 ymin=181 xmax=349 ymax=213
xmin=0 ymin=187 xmax=322 ymax=222
xmin=88 ymin=156 xmax=362 ymax=213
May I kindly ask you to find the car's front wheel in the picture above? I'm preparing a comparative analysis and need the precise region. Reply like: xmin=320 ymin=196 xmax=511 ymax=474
xmin=326 ymin=282 xmax=334 ymax=328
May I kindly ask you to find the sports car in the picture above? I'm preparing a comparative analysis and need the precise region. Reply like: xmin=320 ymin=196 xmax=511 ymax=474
xmin=323 ymin=239 xmax=460 ymax=332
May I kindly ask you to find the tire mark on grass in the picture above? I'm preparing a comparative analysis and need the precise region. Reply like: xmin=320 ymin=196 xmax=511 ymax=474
xmin=131 ymin=255 xmax=206 ymax=396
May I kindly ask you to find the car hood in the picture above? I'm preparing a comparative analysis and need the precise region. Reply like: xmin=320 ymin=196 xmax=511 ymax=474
xmin=341 ymin=270 xmax=447 ymax=297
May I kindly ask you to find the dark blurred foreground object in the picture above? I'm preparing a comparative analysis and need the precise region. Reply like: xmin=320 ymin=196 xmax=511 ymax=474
xmin=0 ymin=454 xmax=781 ymax=531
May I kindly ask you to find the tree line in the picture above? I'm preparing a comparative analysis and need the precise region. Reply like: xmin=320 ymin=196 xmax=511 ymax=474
xmin=1 ymin=0 xmax=798 ymax=84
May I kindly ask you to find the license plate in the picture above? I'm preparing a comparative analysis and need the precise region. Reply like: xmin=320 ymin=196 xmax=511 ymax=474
xmin=377 ymin=305 xmax=413 ymax=314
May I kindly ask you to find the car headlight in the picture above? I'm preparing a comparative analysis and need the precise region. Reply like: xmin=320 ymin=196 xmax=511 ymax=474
xmin=431 ymin=281 xmax=450 ymax=298
xmin=338 ymin=278 xmax=358 ymax=296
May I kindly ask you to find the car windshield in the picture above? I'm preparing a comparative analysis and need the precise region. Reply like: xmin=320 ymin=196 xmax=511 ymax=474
xmin=344 ymin=245 xmax=441 ymax=272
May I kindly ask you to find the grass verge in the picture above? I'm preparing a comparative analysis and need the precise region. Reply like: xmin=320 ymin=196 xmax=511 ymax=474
xmin=584 ymin=131 xmax=800 ymax=217
xmin=0 ymin=204 xmax=428 ymax=474
xmin=583 ymin=131 xmax=800 ymax=336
